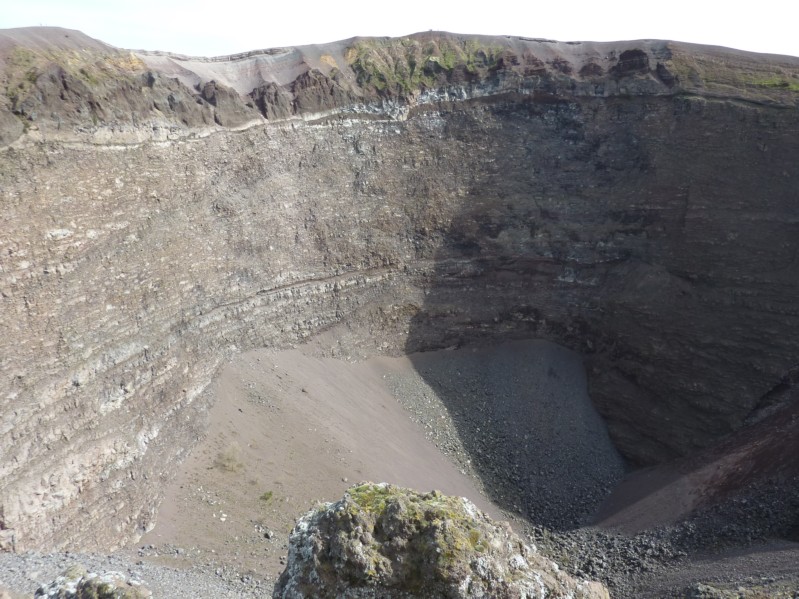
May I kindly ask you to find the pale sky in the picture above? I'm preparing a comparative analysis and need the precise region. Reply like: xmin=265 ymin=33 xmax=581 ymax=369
xmin=1 ymin=0 xmax=797 ymax=59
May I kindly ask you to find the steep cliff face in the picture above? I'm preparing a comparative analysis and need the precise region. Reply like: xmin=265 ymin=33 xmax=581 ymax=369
xmin=1 ymin=27 xmax=798 ymax=551
xmin=404 ymin=92 xmax=799 ymax=465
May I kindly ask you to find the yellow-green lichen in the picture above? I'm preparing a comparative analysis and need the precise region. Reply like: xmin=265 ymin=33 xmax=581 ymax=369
xmin=348 ymin=482 xmax=394 ymax=513
xmin=62 ymin=564 xmax=89 ymax=581
xmin=3 ymin=45 xmax=145 ymax=109
xmin=345 ymin=37 xmax=504 ymax=95
xmin=345 ymin=483 xmax=489 ymax=579
xmin=666 ymin=49 xmax=799 ymax=103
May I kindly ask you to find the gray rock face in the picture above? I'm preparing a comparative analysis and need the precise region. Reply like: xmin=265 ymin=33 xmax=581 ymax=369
xmin=273 ymin=483 xmax=609 ymax=598
xmin=1 ymin=27 xmax=799 ymax=551
xmin=0 ymin=107 xmax=23 ymax=146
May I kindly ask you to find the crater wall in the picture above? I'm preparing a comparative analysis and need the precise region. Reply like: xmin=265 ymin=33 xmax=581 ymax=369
xmin=1 ymin=28 xmax=798 ymax=550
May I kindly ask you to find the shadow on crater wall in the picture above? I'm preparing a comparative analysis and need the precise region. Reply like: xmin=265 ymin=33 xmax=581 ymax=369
xmin=400 ymin=91 xmax=799 ymax=527
xmin=403 ymin=339 xmax=626 ymax=529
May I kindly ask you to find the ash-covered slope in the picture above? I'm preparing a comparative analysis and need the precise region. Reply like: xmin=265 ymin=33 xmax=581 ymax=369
xmin=1 ymin=27 xmax=798 ymax=552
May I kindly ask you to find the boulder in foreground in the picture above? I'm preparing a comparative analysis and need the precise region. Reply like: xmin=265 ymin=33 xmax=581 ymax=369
xmin=274 ymin=482 xmax=609 ymax=598
xmin=34 ymin=565 xmax=151 ymax=599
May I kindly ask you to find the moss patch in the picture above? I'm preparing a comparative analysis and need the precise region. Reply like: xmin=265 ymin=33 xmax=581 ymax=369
xmin=344 ymin=483 xmax=491 ymax=586
xmin=667 ymin=49 xmax=799 ymax=102
xmin=278 ymin=483 xmax=606 ymax=597
xmin=213 ymin=442 xmax=244 ymax=473
xmin=3 ymin=45 xmax=145 ymax=110
xmin=345 ymin=37 xmax=504 ymax=95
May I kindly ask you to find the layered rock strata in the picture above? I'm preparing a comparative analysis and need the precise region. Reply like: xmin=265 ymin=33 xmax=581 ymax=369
xmin=1 ymin=26 xmax=798 ymax=550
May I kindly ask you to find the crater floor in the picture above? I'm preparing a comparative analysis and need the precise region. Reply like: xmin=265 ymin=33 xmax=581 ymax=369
xmin=2 ymin=338 xmax=798 ymax=598
xmin=137 ymin=337 xmax=623 ymax=585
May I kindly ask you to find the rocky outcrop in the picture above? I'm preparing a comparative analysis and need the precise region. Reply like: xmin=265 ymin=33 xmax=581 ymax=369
xmin=0 ymin=28 xmax=262 ymax=145
xmin=274 ymin=483 xmax=609 ymax=598
xmin=1 ymin=27 xmax=799 ymax=552
xmin=199 ymin=80 xmax=261 ymax=127
xmin=35 ymin=565 xmax=150 ymax=598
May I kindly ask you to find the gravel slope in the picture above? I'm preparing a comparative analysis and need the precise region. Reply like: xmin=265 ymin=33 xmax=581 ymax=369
xmin=393 ymin=339 xmax=626 ymax=529
xmin=1 ymin=339 xmax=623 ymax=597
xmin=2 ymin=339 xmax=796 ymax=598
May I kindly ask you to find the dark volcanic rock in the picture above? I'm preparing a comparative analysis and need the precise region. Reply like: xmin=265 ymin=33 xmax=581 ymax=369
xmin=290 ymin=68 xmax=355 ymax=114
xmin=611 ymin=49 xmax=650 ymax=76
xmin=200 ymin=80 xmax=260 ymax=127
xmin=249 ymin=81 xmax=293 ymax=120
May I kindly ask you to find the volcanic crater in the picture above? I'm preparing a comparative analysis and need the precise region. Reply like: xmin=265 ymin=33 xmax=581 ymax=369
xmin=1 ymin=26 xmax=799 ymax=597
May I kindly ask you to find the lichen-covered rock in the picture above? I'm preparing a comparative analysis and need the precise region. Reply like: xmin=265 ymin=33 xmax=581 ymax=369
xmin=34 ymin=565 xmax=151 ymax=599
xmin=274 ymin=483 xmax=609 ymax=598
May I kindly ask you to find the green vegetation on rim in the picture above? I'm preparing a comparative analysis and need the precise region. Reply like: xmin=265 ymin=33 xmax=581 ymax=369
xmin=3 ymin=45 xmax=145 ymax=110
xmin=749 ymin=76 xmax=799 ymax=91
xmin=346 ymin=483 xmax=488 ymax=571
xmin=4 ymin=47 xmax=39 ymax=106
xmin=345 ymin=37 xmax=504 ymax=95
xmin=668 ymin=51 xmax=799 ymax=99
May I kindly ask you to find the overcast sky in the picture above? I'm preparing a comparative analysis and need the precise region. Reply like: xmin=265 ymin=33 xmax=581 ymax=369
xmin=2 ymin=0 xmax=797 ymax=58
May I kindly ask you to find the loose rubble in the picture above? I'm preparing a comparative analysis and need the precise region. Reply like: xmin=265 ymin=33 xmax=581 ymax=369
xmin=0 ymin=552 xmax=266 ymax=599
xmin=387 ymin=340 xmax=625 ymax=530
